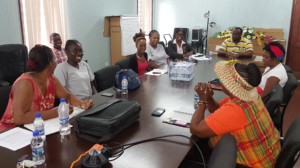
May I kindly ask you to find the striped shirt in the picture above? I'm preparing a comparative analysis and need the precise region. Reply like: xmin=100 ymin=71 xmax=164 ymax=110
xmin=52 ymin=48 xmax=68 ymax=64
xmin=220 ymin=37 xmax=253 ymax=54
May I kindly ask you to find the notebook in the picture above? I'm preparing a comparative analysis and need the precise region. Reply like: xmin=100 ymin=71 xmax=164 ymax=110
xmin=163 ymin=107 xmax=194 ymax=128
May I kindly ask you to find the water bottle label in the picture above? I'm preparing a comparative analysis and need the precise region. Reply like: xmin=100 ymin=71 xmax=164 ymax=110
xmin=36 ymin=127 xmax=45 ymax=136
xmin=194 ymin=94 xmax=200 ymax=109
xmin=60 ymin=117 xmax=69 ymax=125
xmin=32 ymin=146 xmax=44 ymax=157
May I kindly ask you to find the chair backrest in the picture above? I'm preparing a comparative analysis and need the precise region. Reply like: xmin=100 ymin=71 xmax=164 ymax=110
xmin=275 ymin=117 xmax=300 ymax=168
xmin=262 ymin=84 xmax=283 ymax=127
xmin=0 ymin=44 xmax=28 ymax=85
xmin=94 ymin=65 xmax=121 ymax=92
xmin=283 ymin=64 xmax=292 ymax=73
xmin=208 ymin=134 xmax=237 ymax=168
xmin=0 ymin=86 xmax=11 ymax=118
xmin=115 ymin=58 xmax=129 ymax=69
xmin=282 ymin=73 xmax=298 ymax=106
xmin=173 ymin=28 xmax=189 ymax=42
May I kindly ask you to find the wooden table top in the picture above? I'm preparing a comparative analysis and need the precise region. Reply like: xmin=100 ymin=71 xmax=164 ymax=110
xmin=0 ymin=55 xmax=254 ymax=168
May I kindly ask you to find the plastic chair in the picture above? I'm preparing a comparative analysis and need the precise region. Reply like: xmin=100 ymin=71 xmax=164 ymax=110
xmin=94 ymin=65 xmax=121 ymax=92
xmin=279 ymin=73 xmax=298 ymax=135
xmin=208 ymin=134 xmax=237 ymax=168
xmin=275 ymin=117 xmax=300 ymax=168
xmin=262 ymin=84 xmax=283 ymax=129
xmin=0 ymin=86 xmax=11 ymax=118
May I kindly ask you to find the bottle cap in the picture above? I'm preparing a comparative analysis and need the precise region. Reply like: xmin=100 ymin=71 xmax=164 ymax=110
xmin=123 ymin=76 xmax=126 ymax=79
xmin=35 ymin=113 xmax=41 ymax=118
xmin=33 ymin=131 xmax=39 ymax=136
xmin=60 ymin=98 xmax=66 ymax=103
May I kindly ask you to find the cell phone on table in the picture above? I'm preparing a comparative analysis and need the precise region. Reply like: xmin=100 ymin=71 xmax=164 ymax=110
xmin=101 ymin=92 xmax=114 ymax=97
xmin=151 ymin=108 xmax=165 ymax=117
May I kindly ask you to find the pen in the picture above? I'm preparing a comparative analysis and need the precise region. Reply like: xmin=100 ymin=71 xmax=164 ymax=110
xmin=153 ymin=72 xmax=161 ymax=74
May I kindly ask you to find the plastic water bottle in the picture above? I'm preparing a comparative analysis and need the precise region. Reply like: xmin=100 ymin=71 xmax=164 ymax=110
xmin=33 ymin=113 xmax=46 ymax=141
xmin=31 ymin=130 xmax=45 ymax=165
xmin=121 ymin=76 xmax=128 ymax=95
xmin=58 ymin=98 xmax=70 ymax=136
xmin=209 ymin=50 xmax=213 ymax=62
xmin=194 ymin=94 xmax=200 ymax=109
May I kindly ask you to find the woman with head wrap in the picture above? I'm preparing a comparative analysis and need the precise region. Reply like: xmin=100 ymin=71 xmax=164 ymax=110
xmin=257 ymin=41 xmax=288 ymax=98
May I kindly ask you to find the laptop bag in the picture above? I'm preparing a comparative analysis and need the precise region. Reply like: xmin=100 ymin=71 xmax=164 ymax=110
xmin=75 ymin=99 xmax=141 ymax=143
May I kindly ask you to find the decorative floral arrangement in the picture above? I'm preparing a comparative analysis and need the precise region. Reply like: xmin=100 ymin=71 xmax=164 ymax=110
xmin=213 ymin=26 xmax=273 ymax=45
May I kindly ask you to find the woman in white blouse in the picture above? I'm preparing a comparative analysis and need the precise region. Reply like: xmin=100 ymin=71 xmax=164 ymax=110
xmin=146 ymin=30 xmax=169 ymax=68
xmin=258 ymin=41 xmax=288 ymax=98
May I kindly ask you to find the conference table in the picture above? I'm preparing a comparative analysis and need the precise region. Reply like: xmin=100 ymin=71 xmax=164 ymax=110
xmin=0 ymin=55 xmax=254 ymax=168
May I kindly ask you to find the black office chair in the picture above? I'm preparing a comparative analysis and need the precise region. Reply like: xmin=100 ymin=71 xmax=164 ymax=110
xmin=94 ymin=65 xmax=121 ymax=92
xmin=208 ymin=134 xmax=237 ymax=168
xmin=173 ymin=28 xmax=189 ymax=42
xmin=262 ymin=84 xmax=283 ymax=129
xmin=0 ymin=86 xmax=11 ymax=118
xmin=0 ymin=44 xmax=28 ymax=86
xmin=279 ymin=72 xmax=298 ymax=135
xmin=275 ymin=117 xmax=300 ymax=168
xmin=283 ymin=64 xmax=292 ymax=73
xmin=115 ymin=58 xmax=129 ymax=69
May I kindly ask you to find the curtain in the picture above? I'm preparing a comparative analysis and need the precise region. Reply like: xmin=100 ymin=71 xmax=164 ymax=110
xmin=20 ymin=0 xmax=66 ymax=50
xmin=138 ymin=0 xmax=152 ymax=35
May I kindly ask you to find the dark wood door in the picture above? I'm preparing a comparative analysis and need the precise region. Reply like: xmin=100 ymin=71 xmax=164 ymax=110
xmin=287 ymin=0 xmax=300 ymax=79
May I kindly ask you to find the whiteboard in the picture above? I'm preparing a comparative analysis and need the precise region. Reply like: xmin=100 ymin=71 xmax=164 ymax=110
xmin=120 ymin=16 xmax=140 ymax=56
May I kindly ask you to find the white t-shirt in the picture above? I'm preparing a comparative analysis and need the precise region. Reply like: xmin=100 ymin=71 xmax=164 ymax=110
xmin=146 ymin=44 xmax=169 ymax=66
xmin=259 ymin=63 xmax=288 ymax=90
xmin=54 ymin=61 xmax=95 ymax=100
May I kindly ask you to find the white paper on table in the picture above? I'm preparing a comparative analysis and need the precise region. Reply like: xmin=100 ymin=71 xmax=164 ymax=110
xmin=254 ymin=56 xmax=263 ymax=61
xmin=191 ymin=54 xmax=210 ymax=61
xmin=0 ymin=127 xmax=32 ymax=151
xmin=24 ymin=107 xmax=84 ymax=135
xmin=166 ymin=106 xmax=195 ymax=123
xmin=145 ymin=69 xmax=168 ymax=76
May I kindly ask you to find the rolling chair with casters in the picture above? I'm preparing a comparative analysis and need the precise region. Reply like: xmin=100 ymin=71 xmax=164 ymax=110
xmin=94 ymin=65 xmax=121 ymax=92
xmin=278 ymin=72 xmax=298 ymax=136
xmin=115 ymin=58 xmax=129 ymax=69
xmin=208 ymin=134 xmax=237 ymax=168
xmin=0 ymin=86 xmax=11 ymax=118
xmin=275 ymin=117 xmax=300 ymax=168
xmin=262 ymin=84 xmax=283 ymax=129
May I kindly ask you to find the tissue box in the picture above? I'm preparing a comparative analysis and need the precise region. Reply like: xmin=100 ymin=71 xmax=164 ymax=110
xmin=169 ymin=62 xmax=194 ymax=81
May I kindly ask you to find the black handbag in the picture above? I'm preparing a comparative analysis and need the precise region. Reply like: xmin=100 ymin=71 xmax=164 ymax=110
xmin=75 ymin=99 xmax=141 ymax=143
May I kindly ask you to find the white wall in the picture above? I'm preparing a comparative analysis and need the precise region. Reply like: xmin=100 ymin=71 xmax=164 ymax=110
xmin=65 ymin=0 xmax=137 ymax=71
xmin=153 ymin=0 xmax=293 ymax=43
xmin=0 ymin=0 xmax=22 ymax=45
